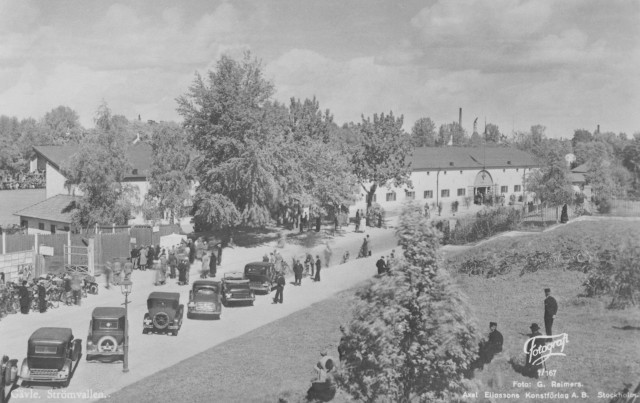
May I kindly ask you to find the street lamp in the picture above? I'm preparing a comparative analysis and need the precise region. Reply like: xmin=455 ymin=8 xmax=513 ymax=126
xmin=119 ymin=279 xmax=132 ymax=373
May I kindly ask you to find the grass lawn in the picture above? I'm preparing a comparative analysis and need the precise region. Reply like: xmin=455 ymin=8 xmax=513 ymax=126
xmin=103 ymin=219 xmax=640 ymax=402
xmin=102 ymin=287 xmax=359 ymax=403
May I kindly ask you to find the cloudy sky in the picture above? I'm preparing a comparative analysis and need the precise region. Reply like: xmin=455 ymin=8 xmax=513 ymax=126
xmin=0 ymin=0 xmax=638 ymax=138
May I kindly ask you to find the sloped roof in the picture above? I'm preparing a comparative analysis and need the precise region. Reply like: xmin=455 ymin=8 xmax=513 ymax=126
xmin=33 ymin=143 xmax=152 ymax=180
xmin=410 ymin=147 xmax=538 ymax=170
xmin=571 ymin=162 xmax=589 ymax=173
xmin=14 ymin=194 xmax=78 ymax=223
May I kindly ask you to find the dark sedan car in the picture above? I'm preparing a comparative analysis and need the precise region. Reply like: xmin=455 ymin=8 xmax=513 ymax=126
xmin=18 ymin=327 xmax=82 ymax=387
xmin=86 ymin=307 xmax=126 ymax=362
xmin=244 ymin=262 xmax=277 ymax=294
xmin=221 ymin=272 xmax=255 ymax=305
xmin=143 ymin=292 xmax=184 ymax=336
xmin=187 ymin=280 xmax=222 ymax=319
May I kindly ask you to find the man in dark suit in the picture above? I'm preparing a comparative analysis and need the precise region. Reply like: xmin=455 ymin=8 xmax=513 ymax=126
xmin=544 ymin=288 xmax=558 ymax=336
xmin=376 ymin=256 xmax=386 ymax=275
xmin=314 ymin=255 xmax=322 ymax=282
xmin=272 ymin=271 xmax=285 ymax=303
xmin=524 ymin=323 xmax=545 ymax=378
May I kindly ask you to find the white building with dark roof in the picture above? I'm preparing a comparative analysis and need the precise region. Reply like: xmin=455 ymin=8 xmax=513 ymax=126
xmin=354 ymin=146 xmax=540 ymax=213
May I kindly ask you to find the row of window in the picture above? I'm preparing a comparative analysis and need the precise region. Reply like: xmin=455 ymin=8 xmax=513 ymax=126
xmin=24 ymin=220 xmax=70 ymax=233
xmin=379 ymin=185 xmax=523 ymax=201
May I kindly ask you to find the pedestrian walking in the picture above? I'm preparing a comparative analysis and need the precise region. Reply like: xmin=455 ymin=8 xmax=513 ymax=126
xmin=37 ymin=280 xmax=47 ymax=313
xmin=376 ymin=256 xmax=386 ymax=276
xmin=272 ymin=271 xmax=285 ymax=304
xmin=124 ymin=258 xmax=133 ymax=281
xmin=18 ymin=280 xmax=30 ymax=314
xmin=324 ymin=242 xmax=332 ymax=268
xmin=104 ymin=261 xmax=113 ymax=289
xmin=168 ymin=252 xmax=177 ymax=279
xmin=188 ymin=240 xmax=196 ymax=264
xmin=139 ymin=247 xmax=147 ymax=270
xmin=147 ymin=245 xmax=156 ymax=266
xmin=314 ymin=255 xmax=322 ymax=282
xmin=306 ymin=253 xmax=314 ymax=277
xmin=217 ymin=242 xmax=223 ymax=265
xmin=202 ymin=252 xmax=211 ymax=279
xmin=113 ymin=259 xmax=122 ymax=285
xmin=209 ymin=250 xmax=217 ymax=277
xmin=544 ymin=288 xmax=558 ymax=336
xmin=355 ymin=210 xmax=360 ymax=232
xmin=71 ymin=272 xmax=83 ymax=306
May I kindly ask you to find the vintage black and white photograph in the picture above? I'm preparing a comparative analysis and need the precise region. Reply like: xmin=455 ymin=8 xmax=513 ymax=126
xmin=0 ymin=1 xmax=639 ymax=402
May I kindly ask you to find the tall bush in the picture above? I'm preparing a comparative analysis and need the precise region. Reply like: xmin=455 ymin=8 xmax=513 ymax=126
xmin=337 ymin=203 xmax=480 ymax=402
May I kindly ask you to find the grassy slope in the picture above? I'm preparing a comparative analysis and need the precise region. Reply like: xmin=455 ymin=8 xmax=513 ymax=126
xmin=103 ymin=220 xmax=640 ymax=403
xmin=102 ymin=288 xmax=358 ymax=403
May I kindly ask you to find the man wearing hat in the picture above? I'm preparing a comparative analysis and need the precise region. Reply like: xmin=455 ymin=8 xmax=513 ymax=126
xmin=272 ymin=270 xmax=285 ymax=304
xmin=524 ymin=323 xmax=545 ymax=378
xmin=477 ymin=321 xmax=503 ymax=366
xmin=544 ymin=288 xmax=558 ymax=336
xmin=376 ymin=256 xmax=386 ymax=276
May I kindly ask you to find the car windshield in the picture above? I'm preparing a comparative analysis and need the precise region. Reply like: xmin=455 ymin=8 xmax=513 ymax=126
xmin=97 ymin=320 xmax=119 ymax=330
xmin=34 ymin=345 xmax=58 ymax=355
xmin=245 ymin=267 xmax=266 ymax=275
xmin=196 ymin=288 xmax=215 ymax=295
xmin=227 ymin=283 xmax=249 ymax=290
xmin=150 ymin=299 xmax=174 ymax=309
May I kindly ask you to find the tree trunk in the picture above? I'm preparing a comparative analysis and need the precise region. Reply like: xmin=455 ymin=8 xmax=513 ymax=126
xmin=365 ymin=184 xmax=377 ymax=227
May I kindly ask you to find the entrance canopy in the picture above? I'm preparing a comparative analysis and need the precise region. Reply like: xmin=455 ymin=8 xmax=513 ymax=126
xmin=474 ymin=170 xmax=494 ymax=187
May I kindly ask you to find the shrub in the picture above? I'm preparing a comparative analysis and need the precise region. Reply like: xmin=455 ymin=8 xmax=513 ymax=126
xmin=337 ymin=204 xmax=480 ymax=402
xmin=447 ymin=207 xmax=522 ymax=245
xmin=582 ymin=243 xmax=640 ymax=308
xmin=451 ymin=200 xmax=459 ymax=213
xmin=594 ymin=196 xmax=612 ymax=214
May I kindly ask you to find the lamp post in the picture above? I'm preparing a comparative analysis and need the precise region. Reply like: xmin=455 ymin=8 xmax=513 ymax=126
xmin=120 ymin=279 xmax=132 ymax=373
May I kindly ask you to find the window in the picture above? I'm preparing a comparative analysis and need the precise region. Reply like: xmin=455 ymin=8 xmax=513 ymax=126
xmin=457 ymin=188 xmax=465 ymax=196
xmin=406 ymin=191 xmax=415 ymax=200
xmin=372 ymin=194 xmax=377 ymax=203
xmin=98 ymin=320 xmax=120 ymax=330
xmin=35 ymin=345 xmax=57 ymax=355
xmin=423 ymin=190 xmax=433 ymax=199
xmin=64 ymin=226 xmax=70 ymax=232
xmin=501 ymin=186 xmax=508 ymax=193
xmin=386 ymin=192 xmax=397 ymax=202
xmin=50 ymin=225 xmax=56 ymax=234
xmin=441 ymin=189 xmax=450 ymax=198
xmin=514 ymin=185 xmax=522 ymax=192
xmin=38 ymin=223 xmax=45 ymax=230
xmin=21 ymin=220 xmax=28 ymax=228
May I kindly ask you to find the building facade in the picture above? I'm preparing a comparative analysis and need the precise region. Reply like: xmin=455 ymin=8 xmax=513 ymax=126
xmin=352 ymin=147 xmax=539 ymax=213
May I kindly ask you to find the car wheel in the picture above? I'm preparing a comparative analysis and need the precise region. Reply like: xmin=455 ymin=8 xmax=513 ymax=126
xmin=152 ymin=312 xmax=170 ymax=329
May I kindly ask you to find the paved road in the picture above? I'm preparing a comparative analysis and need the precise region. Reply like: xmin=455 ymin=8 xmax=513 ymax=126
xmin=0 ymin=225 xmax=398 ymax=403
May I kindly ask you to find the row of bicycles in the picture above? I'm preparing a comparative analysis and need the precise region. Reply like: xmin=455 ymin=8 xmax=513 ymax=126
xmin=0 ymin=273 xmax=99 ymax=319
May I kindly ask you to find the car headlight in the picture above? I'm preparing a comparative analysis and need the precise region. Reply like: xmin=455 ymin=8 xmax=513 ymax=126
xmin=225 ymin=293 xmax=232 ymax=298
xmin=188 ymin=302 xmax=195 ymax=308
xmin=20 ymin=361 xmax=29 ymax=378
xmin=59 ymin=365 xmax=69 ymax=378
xmin=144 ymin=318 xmax=152 ymax=325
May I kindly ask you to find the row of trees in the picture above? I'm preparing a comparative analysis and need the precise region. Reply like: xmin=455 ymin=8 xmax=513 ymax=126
xmin=410 ymin=117 xmax=504 ymax=148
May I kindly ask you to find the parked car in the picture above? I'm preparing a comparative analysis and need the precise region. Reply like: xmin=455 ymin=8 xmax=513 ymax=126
xmin=143 ymin=292 xmax=183 ymax=336
xmin=18 ymin=327 xmax=82 ymax=387
xmin=221 ymin=272 xmax=255 ymax=306
xmin=187 ymin=280 xmax=222 ymax=319
xmin=86 ymin=307 xmax=125 ymax=362
xmin=244 ymin=262 xmax=277 ymax=294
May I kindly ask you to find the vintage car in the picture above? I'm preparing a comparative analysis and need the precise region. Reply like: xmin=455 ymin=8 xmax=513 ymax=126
xmin=18 ymin=327 xmax=82 ymax=387
xmin=187 ymin=280 xmax=222 ymax=319
xmin=244 ymin=262 xmax=277 ymax=294
xmin=86 ymin=307 xmax=126 ymax=362
xmin=143 ymin=292 xmax=183 ymax=336
xmin=221 ymin=272 xmax=255 ymax=305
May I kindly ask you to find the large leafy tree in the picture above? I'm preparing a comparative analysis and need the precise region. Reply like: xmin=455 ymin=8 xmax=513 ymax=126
xmin=145 ymin=122 xmax=194 ymax=223
xmin=350 ymin=112 xmax=412 ymax=224
xmin=526 ymin=148 xmax=574 ymax=209
xmin=337 ymin=204 xmax=480 ymax=402
xmin=63 ymin=103 xmax=134 ymax=229
xmin=571 ymin=128 xmax=593 ymax=148
xmin=437 ymin=121 xmax=467 ymax=146
xmin=485 ymin=123 xmax=502 ymax=144
xmin=178 ymin=53 xmax=356 ymax=232
xmin=410 ymin=117 xmax=437 ymax=147
xmin=42 ymin=105 xmax=84 ymax=143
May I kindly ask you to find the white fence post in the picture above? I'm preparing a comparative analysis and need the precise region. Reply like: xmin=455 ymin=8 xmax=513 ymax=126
xmin=34 ymin=232 xmax=39 ymax=255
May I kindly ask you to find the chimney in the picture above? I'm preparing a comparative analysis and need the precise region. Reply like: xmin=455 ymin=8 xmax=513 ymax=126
xmin=459 ymin=108 xmax=462 ymax=127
